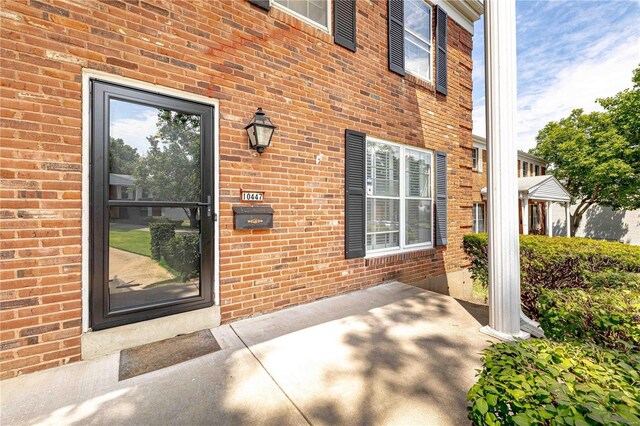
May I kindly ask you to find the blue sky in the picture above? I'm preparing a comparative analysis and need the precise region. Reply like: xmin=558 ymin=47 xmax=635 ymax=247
xmin=473 ymin=0 xmax=640 ymax=151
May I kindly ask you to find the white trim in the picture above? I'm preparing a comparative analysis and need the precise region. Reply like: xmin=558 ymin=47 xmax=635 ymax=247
xmin=272 ymin=0 xmax=331 ymax=34
xmin=364 ymin=244 xmax=433 ymax=260
xmin=430 ymin=0 xmax=482 ymax=35
xmin=81 ymin=69 xmax=220 ymax=332
xmin=404 ymin=0 xmax=434 ymax=83
xmin=365 ymin=136 xmax=434 ymax=255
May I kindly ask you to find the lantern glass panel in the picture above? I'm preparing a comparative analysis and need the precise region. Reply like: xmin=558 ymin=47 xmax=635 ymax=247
xmin=255 ymin=125 xmax=274 ymax=148
xmin=247 ymin=125 xmax=258 ymax=148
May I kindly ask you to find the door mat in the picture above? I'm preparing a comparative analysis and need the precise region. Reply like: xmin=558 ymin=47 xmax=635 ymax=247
xmin=119 ymin=329 xmax=221 ymax=381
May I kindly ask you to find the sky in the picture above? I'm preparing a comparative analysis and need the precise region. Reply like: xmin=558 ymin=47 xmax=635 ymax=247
xmin=472 ymin=0 xmax=640 ymax=151
xmin=110 ymin=100 xmax=160 ymax=155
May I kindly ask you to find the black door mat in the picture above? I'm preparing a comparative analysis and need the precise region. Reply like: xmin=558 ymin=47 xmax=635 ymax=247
xmin=119 ymin=329 xmax=221 ymax=381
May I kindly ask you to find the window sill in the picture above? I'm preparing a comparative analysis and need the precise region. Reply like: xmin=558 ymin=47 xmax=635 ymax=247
xmin=405 ymin=72 xmax=435 ymax=91
xmin=365 ymin=247 xmax=437 ymax=266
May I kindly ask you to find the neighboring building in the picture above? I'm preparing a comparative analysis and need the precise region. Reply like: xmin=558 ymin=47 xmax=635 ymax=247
xmin=551 ymin=204 xmax=640 ymax=245
xmin=471 ymin=135 xmax=571 ymax=236
xmin=0 ymin=0 xmax=483 ymax=378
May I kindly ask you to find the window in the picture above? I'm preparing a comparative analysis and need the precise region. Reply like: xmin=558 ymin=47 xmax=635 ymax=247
xmin=366 ymin=139 xmax=433 ymax=253
xmin=534 ymin=165 xmax=540 ymax=176
xmin=120 ymin=186 xmax=129 ymax=199
xmin=472 ymin=148 xmax=478 ymax=171
xmin=473 ymin=203 xmax=485 ymax=233
xmin=404 ymin=0 xmax=432 ymax=81
xmin=522 ymin=161 xmax=528 ymax=177
xmin=529 ymin=204 xmax=542 ymax=232
xmin=273 ymin=0 xmax=329 ymax=30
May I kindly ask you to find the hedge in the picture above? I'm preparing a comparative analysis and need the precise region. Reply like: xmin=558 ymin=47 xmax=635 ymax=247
xmin=467 ymin=340 xmax=640 ymax=425
xmin=538 ymin=288 xmax=640 ymax=351
xmin=463 ymin=234 xmax=640 ymax=318
xmin=161 ymin=233 xmax=199 ymax=282
xmin=149 ymin=221 xmax=176 ymax=260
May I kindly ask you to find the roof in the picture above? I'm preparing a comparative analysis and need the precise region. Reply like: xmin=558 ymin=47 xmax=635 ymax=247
xmin=109 ymin=173 xmax=135 ymax=186
xmin=481 ymin=175 xmax=571 ymax=202
xmin=471 ymin=134 xmax=548 ymax=166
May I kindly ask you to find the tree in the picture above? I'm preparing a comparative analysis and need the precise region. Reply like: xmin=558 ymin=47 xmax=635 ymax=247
xmin=109 ymin=137 xmax=140 ymax=175
xmin=532 ymin=66 xmax=640 ymax=235
xmin=134 ymin=110 xmax=201 ymax=228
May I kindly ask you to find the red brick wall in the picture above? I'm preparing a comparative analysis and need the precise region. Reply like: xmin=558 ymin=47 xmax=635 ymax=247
xmin=0 ymin=0 xmax=474 ymax=378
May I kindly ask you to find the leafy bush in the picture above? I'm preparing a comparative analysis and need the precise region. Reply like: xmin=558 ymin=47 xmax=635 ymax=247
xmin=161 ymin=233 xmax=199 ymax=281
xmin=538 ymin=288 xmax=640 ymax=351
xmin=149 ymin=221 xmax=176 ymax=260
xmin=467 ymin=340 xmax=640 ymax=425
xmin=586 ymin=270 xmax=640 ymax=290
xmin=463 ymin=234 xmax=640 ymax=317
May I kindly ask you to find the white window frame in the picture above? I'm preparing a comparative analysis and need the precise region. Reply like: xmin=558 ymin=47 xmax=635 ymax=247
xmin=522 ymin=161 xmax=528 ymax=177
xmin=272 ymin=0 xmax=331 ymax=33
xmin=534 ymin=164 xmax=540 ymax=176
xmin=473 ymin=202 xmax=485 ymax=233
xmin=472 ymin=147 xmax=478 ymax=171
xmin=403 ymin=0 xmax=433 ymax=83
xmin=365 ymin=137 xmax=434 ymax=257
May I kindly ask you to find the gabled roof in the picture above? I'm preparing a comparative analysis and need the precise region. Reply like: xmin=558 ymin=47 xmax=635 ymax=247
xmin=481 ymin=175 xmax=571 ymax=202
xmin=109 ymin=173 xmax=135 ymax=186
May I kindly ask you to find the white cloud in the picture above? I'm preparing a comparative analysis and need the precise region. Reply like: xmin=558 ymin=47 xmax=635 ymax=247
xmin=110 ymin=108 xmax=159 ymax=155
xmin=473 ymin=33 xmax=639 ymax=150
xmin=516 ymin=34 xmax=639 ymax=150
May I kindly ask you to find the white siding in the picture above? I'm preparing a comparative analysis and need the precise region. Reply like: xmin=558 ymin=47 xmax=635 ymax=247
xmin=551 ymin=204 xmax=640 ymax=245
xmin=529 ymin=178 xmax=570 ymax=202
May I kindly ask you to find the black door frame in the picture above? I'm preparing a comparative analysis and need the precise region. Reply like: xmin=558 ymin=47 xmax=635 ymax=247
xmin=90 ymin=80 xmax=215 ymax=330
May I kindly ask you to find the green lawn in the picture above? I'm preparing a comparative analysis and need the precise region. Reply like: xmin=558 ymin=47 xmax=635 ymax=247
xmin=109 ymin=227 xmax=152 ymax=257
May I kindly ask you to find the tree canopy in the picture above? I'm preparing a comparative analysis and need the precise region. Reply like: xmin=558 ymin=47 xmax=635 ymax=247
xmin=109 ymin=137 xmax=140 ymax=175
xmin=532 ymin=65 xmax=640 ymax=234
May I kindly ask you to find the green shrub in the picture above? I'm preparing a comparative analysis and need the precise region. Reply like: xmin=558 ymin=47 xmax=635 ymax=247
xmin=467 ymin=340 xmax=640 ymax=425
xmin=538 ymin=288 xmax=640 ymax=351
xmin=161 ymin=233 xmax=199 ymax=282
xmin=586 ymin=271 xmax=640 ymax=290
xmin=149 ymin=221 xmax=176 ymax=260
xmin=463 ymin=234 xmax=640 ymax=318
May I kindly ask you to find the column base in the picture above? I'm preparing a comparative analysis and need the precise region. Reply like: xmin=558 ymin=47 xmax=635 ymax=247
xmin=480 ymin=325 xmax=530 ymax=342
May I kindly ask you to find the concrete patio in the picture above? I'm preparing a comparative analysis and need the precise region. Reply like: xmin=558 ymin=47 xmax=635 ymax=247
xmin=1 ymin=281 xmax=494 ymax=426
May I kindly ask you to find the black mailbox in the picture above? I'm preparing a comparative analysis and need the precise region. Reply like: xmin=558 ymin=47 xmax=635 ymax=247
xmin=233 ymin=206 xmax=274 ymax=230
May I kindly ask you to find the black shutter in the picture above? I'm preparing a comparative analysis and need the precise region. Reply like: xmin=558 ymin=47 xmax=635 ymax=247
xmin=248 ymin=0 xmax=270 ymax=11
xmin=435 ymin=151 xmax=447 ymax=246
xmin=435 ymin=6 xmax=448 ymax=95
xmin=334 ymin=0 xmax=356 ymax=52
xmin=345 ymin=129 xmax=366 ymax=259
xmin=388 ymin=0 xmax=405 ymax=76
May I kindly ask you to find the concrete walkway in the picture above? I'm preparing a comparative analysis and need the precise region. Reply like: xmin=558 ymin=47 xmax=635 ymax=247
xmin=1 ymin=282 xmax=493 ymax=426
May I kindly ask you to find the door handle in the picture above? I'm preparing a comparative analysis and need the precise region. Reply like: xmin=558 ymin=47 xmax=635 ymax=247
xmin=196 ymin=196 xmax=212 ymax=218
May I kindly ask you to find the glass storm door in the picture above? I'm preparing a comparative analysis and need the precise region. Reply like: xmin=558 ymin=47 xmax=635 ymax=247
xmin=90 ymin=81 xmax=214 ymax=330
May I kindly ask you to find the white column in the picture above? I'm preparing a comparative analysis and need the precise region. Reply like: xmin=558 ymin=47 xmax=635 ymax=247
xmin=521 ymin=196 xmax=529 ymax=235
xmin=546 ymin=201 xmax=553 ymax=237
xmin=565 ymin=202 xmax=571 ymax=237
xmin=481 ymin=0 xmax=529 ymax=341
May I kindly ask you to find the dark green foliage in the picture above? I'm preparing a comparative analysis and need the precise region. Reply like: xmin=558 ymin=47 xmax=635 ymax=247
xmin=462 ymin=233 xmax=640 ymax=318
xmin=586 ymin=270 xmax=640 ymax=290
xmin=149 ymin=222 xmax=176 ymax=260
xmin=538 ymin=288 xmax=640 ymax=351
xmin=161 ymin=233 xmax=199 ymax=282
xmin=109 ymin=137 xmax=140 ymax=175
xmin=467 ymin=340 xmax=640 ymax=425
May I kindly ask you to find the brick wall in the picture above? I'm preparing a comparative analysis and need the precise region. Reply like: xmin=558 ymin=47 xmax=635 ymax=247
xmin=0 ymin=0 xmax=475 ymax=378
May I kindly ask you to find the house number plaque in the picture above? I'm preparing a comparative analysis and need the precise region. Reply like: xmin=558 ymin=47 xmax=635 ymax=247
xmin=241 ymin=190 xmax=265 ymax=202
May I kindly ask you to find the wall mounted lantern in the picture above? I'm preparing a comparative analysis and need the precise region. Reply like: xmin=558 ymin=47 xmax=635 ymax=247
xmin=245 ymin=107 xmax=276 ymax=154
